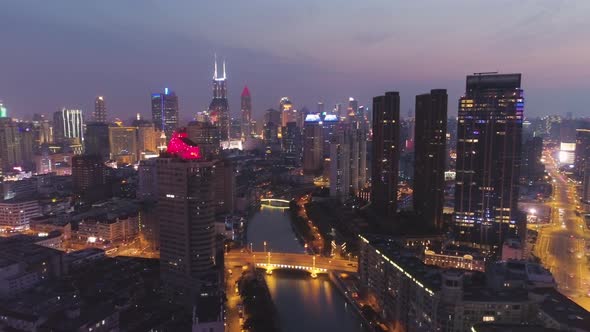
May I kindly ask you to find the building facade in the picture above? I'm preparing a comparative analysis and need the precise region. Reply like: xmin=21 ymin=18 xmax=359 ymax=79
xmin=151 ymin=88 xmax=179 ymax=143
xmin=157 ymin=137 xmax=217 ymax=301
xmin=371 ymin=92 xmax=401 ymax=218
xmin=454 ymin=73 xmax=524 ymax=250
xmin=85 ymin=122 xmax=110 ymax=161
xmin=109 ymin=126 xmax=138 ymax=164
xmin=240 ymin=86 xmax=252 ymax=139
xmin=94 ymin=96 xmax=107 ymax=123
xmin=53 ymin=108 xmax=84 ymax=145
xmin=187 ymin=121 xmax=221 ymax=158
xmin=414 ymin=89 xmax=447 ymax=230
xmin=303 ymin=114 xmax=323 ymax=178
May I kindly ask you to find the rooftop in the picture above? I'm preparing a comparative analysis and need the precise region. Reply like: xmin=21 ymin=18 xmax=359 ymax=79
xmin=534 ymin=288 xmax=590 ymax=331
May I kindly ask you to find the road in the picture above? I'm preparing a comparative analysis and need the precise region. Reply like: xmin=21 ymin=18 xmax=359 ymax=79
xmin=534 ymin=148 xmax=590 ymax=310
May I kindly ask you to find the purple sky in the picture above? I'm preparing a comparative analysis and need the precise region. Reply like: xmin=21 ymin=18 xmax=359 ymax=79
xmin=1 ymin=0 xmax=589 ymax=123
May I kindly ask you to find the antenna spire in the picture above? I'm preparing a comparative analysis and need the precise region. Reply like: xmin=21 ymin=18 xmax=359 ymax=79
xmin=213 ymin=53 xmax=218 ymax=79
xmin=222 ymin=59 xmax=226 ymax=79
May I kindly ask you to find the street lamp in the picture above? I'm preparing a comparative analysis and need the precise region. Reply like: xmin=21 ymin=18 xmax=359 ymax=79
xmin=311 ymin=255 xmax=317 ymax=278
xmin=264 ymin=241 xmax=267 ymax=254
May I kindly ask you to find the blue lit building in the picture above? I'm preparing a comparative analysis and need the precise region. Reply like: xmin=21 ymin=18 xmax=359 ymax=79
xmin=151 ymin=88 xmax=179 ymax=144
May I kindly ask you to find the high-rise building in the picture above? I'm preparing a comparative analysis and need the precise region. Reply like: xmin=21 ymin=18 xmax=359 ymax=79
xmin=574 ymin=129 xmax=590 ymax=180
xmin=240 ymin=86 xmax=252 ymax=139
xmin=414 ymin=89 xmax=447 ymax=230
xmin=303 ymin=114 xmax=323 ymax=178
xmin=16 ymin=123 xmax=35 ymax=171
xmin=32 ymin=114 xmax=52 ymax=147
xmin=135 ymin=121 xmax=158 ymax=159
xmin=321 ymin=114 xmax=339 ymax=158
xmin=329 ymin=127 xmax=350 ymax=201
xmin=371 ymin=92 xmax=400 ymax=218
xmin=94 ymin=96 xmax=107 ymax=123
xmin=281 ymin=122 xmax=301 ymax=162
xmin=187 ymin=121 xmax=221 ymax=158
xmin=583 ymin=163 xmax=590 ymax=209
xmin=263 ymin=109 xmax=281 ymax=130
xmin=157 ymin=132 xmax=217 ymax=301
xmin=348 ymin=97 xmax=359 ymax=118
xmin=0 ymin=118 xmax=21 ymax=171
xmin=0 ymin=101 xmax=7 ymax=118
xmin=454 ymin=73 xmax=524 ymax=250
xmin=71 ymin=154 xmax=107 ymax=203
xmin=53 ymin=108 xmax=84 ymax=145
xmin=85 ymin=122 xmax=110 ymax=161
xmin=209 ymin=58 xmax=230 ymax=141
xmin=521 ymin=136 xmax=544 ymax=181
xmin=109 ymin=125 xmax=138 ymax=164
xmin=357 ymin=124 xmax=368 ymax=191
xmin=280 ymin=97 xmax=294 ymax=127
xmin=317 ymin=102 xmax=325 ymax=114
xmin=151 ymin=88 xmax=179 ymax=143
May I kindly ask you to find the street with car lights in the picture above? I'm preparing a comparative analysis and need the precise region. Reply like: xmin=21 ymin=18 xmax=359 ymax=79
xmin=534 ymin=148 xmax=590 ymax=310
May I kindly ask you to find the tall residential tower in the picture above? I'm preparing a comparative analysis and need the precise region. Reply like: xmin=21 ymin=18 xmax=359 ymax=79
xmin=454 ymin=73 xmax=524 ymax=250
xmin=371 ymin=92 xmax=400 ymax=219
xmin=414 ymin=89 xmax=447 ymax=230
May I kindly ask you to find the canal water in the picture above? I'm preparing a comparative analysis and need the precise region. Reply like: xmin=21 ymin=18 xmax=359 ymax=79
xmin=247 ymin=206 xmax=365 ymax=332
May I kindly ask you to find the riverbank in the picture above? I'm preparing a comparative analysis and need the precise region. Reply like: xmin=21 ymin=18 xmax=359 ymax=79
xmin=238 ymin=268 xmax=281 ymax=332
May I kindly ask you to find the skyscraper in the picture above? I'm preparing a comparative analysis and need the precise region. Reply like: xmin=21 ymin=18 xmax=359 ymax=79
xmin=330 ymin=126 xmax=350 ymax=201
xmin=157 ymin=132 xmax=217 ymax=301
xmin=135 ymin=120 xmax=158 ymax=159
xmin=0 ymin=101 xmax=7 ymax=118
xmin=209 ymin=57 xmax=230 ymax=141
xmin=280 ymin=97 xmax=294 ymax=127
xmin=240 ymin=86 xmax=252 ymax=139
xmin=574 ymin=129 xmax=590 ymax=180
xmin=303 ymin=114 xmax=323 ymax=178
xmin=282 ymin=122 xmax=302 ymax=165
xmin=414 ymin=89 xmax=447 ymax=230
xmin=94 ymin=96 xmax=107 ymax=123
xmin=321 ymin=114 xmax=339 ymax=158
xmin=454 ymin=73 xmax=524 ymax=250
xmin=0 ymin=118 xmax=21 ymax=171
xmin=521 ymin=136 xmax=544 ymax=181
xmin=371 ymin=92 xmax=400 ymax=218
xmin=187 ymin=121 xmax=221 ymax=158
xmin=71 ymin=154 xmax=107 ymax=203
xmin=85 ymin=122 xmax=110 ymax=161
xmin=264 ymin=108 xmax=281 ymax=128
xmin=348 ymin=97 xmax=359 ymax=118
xmin=109 ymin=125 xmax=138 ymax=164
xmin=53 ymin=108 xmax=84 ymax=145
xmin=151 ymin=88 xmax=179 ymax=143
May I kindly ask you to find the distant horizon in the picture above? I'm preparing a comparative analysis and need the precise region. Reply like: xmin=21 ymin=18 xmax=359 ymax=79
xmin=1 ymin=1 xmax=589 ymax=120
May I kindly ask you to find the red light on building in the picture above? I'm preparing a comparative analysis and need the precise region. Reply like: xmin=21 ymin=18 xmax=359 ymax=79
xmin=167 ymin=131 xmax=201 ymax=160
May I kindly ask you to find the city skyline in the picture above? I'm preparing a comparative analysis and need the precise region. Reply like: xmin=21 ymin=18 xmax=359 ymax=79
xmin=1 ymin=1 xmax=589 ymax=120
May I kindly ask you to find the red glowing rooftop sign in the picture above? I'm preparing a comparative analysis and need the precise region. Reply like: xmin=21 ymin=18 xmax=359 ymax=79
xmin=167 ymin=131 xmax=201 ymax=160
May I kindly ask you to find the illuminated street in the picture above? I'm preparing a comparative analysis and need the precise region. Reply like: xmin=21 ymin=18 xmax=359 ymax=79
xmin=534 ymin=148 xmax=590 ymax=310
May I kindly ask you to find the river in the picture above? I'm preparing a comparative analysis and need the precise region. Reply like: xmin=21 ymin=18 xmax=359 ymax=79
xmin=246 ymin=206 xmax=366 ymax=332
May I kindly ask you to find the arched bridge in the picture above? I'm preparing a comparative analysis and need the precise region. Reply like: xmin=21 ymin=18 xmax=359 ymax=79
xmin=259 ymin=198 xmax=291 ymax=208
xmin=225 ymin=251 xmax=358 ymax=277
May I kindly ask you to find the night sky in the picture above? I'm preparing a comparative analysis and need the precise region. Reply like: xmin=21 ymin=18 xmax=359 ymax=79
xmin=1 ymin=0 xmax=588 ymax=122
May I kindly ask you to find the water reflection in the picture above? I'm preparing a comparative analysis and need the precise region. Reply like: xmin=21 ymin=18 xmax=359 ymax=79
xmin=247 ymin=207 xmax=365 ymax=332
